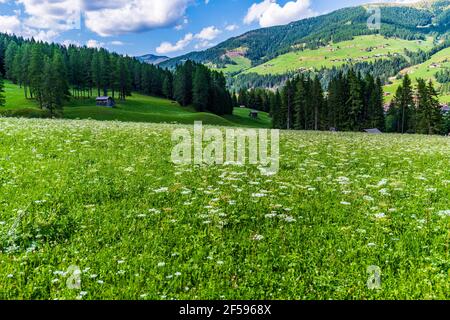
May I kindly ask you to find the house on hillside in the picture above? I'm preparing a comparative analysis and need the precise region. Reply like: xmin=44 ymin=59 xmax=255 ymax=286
xmin=96 ymin=96 xmax=116 ymax=107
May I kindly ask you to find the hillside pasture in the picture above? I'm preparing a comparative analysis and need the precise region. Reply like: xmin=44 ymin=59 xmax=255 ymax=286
xmin=242 ymin=35 xmax=434 ymax=76
xmin=384 ymin=47 xmax=450 ymax=104
xmin=0 ymin=82 xmax=271 ymax=128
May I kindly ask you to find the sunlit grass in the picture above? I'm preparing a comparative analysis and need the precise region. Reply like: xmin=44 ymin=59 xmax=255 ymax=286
xmin=0 ymin=118 xmax=449 ymax=300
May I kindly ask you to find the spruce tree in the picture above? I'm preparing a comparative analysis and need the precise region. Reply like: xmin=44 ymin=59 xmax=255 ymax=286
xmin=51 ymin=51 xmax=70 ymax=112
xmin=192 ymin=65 xmax=210 ymax=112
xmin=29 ymin=45 xmax=44 ymax=107
xmin=0 ymin=74 xmax=5 ymax=107
xmin=397 ymin=74 xmax=415 ymax=133
xmin=347 ymin=70 xmax=364 ymax=131
xmin=312 ymin=77 xmax=325 ymax=130
xmin=162 ymin=73 xmax=173 ymax=99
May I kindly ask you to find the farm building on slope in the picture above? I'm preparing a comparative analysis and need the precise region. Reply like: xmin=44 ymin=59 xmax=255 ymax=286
xmin=96 ymin=96 xmax=116 ymax=107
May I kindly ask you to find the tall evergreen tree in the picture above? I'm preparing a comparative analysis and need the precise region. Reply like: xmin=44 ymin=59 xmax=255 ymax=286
xmin=0 ymin=74 xmax=5 ymax=107
xmin=162 ymin=73 xmax=173 ymax=99
xmin=29 ymin=45 xmax=44 ymax=107
xmin=416 ymin=79 xmax=443 ymax=134
xmin=347 ymin=70 xmax=364 ymax=131
xmin=192 ymin=65 xmax=210 ymax=112
xmin=396 ymin=74 xmax=415 ymax=133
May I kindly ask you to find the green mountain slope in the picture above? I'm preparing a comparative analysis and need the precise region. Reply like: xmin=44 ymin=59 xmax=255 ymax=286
xmin=243 ymin=35 xmax=435 ymax=76
xmin=161 ymin=2 xmax=449 ymax=73
xmin=384 ymin=46 xmax=450 ymax=103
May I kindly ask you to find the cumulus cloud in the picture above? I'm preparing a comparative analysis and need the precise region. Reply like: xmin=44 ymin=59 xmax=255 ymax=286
xmin=156 ymin=25 xmax=221 ymax=54
xmin=195 ymin=26 xmax=221 ymax=41
xmin=225 ymin=24 xmax=239 ymax=32
xmin=18 ymin=0 xmax=82 ymax=31
xmin=0 ymin=0 xmax=193 ymax=39
xmin=244 ymin=0 xmax=316 ymax=28
xmin=0 ymin=11 xmax=60 ymax=42
xmin=84 ymin=0 xmax=192 ymax=36
xmin=86 ymin=39 xmax=105 ymax=48
xmin=0 ymin=15 xmax=21 ymax=34
xmin=156 ymin=33 xmax=194 ymax=54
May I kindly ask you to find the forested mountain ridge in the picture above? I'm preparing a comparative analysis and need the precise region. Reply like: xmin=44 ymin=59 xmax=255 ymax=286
xmin=160 ymin=1 xmax=449 ymax=71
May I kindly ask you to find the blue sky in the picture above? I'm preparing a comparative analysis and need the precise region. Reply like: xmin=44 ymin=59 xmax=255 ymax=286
xmin=0 ymin=0 xmax=410 ymax=57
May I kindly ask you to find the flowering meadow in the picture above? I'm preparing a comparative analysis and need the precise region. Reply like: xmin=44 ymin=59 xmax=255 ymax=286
xmin=0 ymin=118 xmax=449 ymax=300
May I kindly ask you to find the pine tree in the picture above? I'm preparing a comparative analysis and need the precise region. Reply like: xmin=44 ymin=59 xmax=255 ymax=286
xmin=29 ymin=45 xmax=44 ymax=107
xmin=51 ymin=50 xmax=70 ymax=112
xmin=162 ymin=73 xmax=173 ymax=99
xmin=115 ymin=59 xmax=132 ymax=101
xmin=0 ymin=74 xmax=5 ymax=107
xmin=416 ymin=79 xmax=443 ymax=135
xmin=416 ymin=78 xmax=429 ymax=134
xmin=271 ymin=90 xmax=282 ymax=129
xmin=293 ymin=76 xmax=307 ymax=130
xmin=347 ymin=70 xmax=364 ymax=131
xmin=373 ymin=78 xmax=386 ymax=131
xmin=282 ymin=79 xmax=295 ymax=130
xmin=91 ymin=51 xmax=102 ymax=97
xmin=396 ymin=74 xmax=415 ymax=133
xmin=4 ymin=41 xmax=18 ymax=82
xmin=192 ymin=65 xmax=210 ymax=112
xmin=312 ymin=77 xmax=325 ymax=130
xmin=173 ymin=61 xmax=193 ymax=106
xmin=238 ymin=88 xmax=248 ymax=107
xmin=426 ymin=81 xmax=443 ymax=135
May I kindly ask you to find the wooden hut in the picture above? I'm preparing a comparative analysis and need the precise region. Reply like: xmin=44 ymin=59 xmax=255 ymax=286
xmin=96 ymin=96 xmax=115 ymax=107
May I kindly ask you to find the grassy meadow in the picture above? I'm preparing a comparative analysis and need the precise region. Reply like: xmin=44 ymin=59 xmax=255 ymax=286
xmin=0 ymin=82 xmax=272 ymax=129
xmin=0 ymin=118 xmax=449 ymax=300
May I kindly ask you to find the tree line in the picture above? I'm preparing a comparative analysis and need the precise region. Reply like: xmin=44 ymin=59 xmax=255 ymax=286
xmin=0 ymin=74 xmax=5 ymax=108
xmin=387 ymin=74 xmax=447 ymax=135
xmin=172 ymin=61 xmax=233 ymax=115
xmin=246 ymin=71 xmax=386 ymax=132
xmin=0 ymin=34 xmax=232 ymax=116
xmin=238 ymin=71 xmax=449 ymax=135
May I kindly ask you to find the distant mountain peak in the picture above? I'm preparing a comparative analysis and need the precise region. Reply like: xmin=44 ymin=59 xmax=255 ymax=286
xmin=136 ymin=54 xmax=170 ymax=65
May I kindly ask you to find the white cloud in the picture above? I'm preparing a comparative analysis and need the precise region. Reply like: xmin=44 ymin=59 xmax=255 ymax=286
xmin=86 ymin=39 xmax=105 ymax=48
xmin=18 ymin=0 xmax=82 ymax=31
xmin=3 ymin=0 xmax=193 ymax=39
xmin=195 ymin=40 xmax=214 ymax=50
xmin=110 ymin=40 xmax=125 ymax=46
xmin=156 ymin=25 xmax=222 ymax=54
xmin=195 ymin=26 xmax=221 ymax=41
xmin=62 ymin=39 xmax=81 ymax=47
xmin=156 ymin=33 xmax=194 ymax=54
xmin=0 ymin=15 xmax=21 ymax=34
xmin=244 ymin=0 xmax=315 ymax=28
xmin=225 ymin=24 xmax=239 ymax=32
xmin=84 ymin=0 xmax=192 ymax=37
xmin=0 ymin=12 xmax=59 ymax=42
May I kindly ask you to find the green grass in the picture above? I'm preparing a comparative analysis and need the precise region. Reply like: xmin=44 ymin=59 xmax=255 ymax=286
xmin=242 ymin=35 xmax=435 ymax=75
xmin=384 ymin=47 xmax=450 ymax=104
xmin=214 ymin=56 xmax=252 ymax=75
xmin=0 ymin=82 xmax=271 ymax=128
xmin=0 ymin=118 xmax=449 ymax=300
